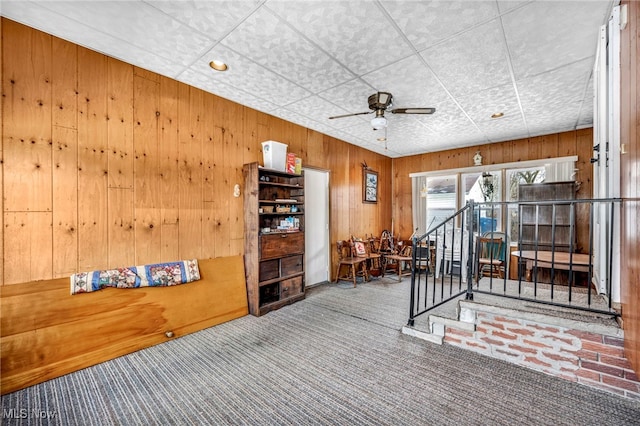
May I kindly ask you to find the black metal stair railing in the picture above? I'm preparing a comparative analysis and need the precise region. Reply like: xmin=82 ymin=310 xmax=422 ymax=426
xmin=407 ymin=198 xmax=622 ymax=328
xmin=407 ymin=203 xmax=473 ymax=327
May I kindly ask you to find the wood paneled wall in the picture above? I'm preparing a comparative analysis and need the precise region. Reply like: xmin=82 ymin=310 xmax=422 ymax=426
xmin=620 ymin=0 xmax=640 ymax=374
xmin=392 ymin=129 xmax=594 ymax=240
xmin=1 ymin=19 xmax=392 ymax=285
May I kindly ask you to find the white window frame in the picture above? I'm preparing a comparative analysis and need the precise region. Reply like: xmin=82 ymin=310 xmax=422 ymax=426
xmin=410 ymin=156 xmax=577 ymax=235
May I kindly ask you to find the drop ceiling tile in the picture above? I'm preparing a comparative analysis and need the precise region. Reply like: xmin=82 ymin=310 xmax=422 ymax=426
xmin=149 ymin=0 xmax=262 ymax=40
xmin=324 ymin=128 xmax=370 ymax=147
xmin=518 ymin=58 xmax=592 ymax=131
xmin=361 ymin=55 xmax=450 ymax=107
xmin=421 ymin=20 xmax=511 ymax=98
xmin=433 ymin=126 xmax=489 ymax=149
xmin=221 ymin=6 xmax=353 ymax=94
xmin=271 ymin=107 xmax=337 ymax=135
xmin=266 ymin=1 xmax=414 ymax=76
xmin=456 ymin=83 xmax=522 ymax=127
xmin=29 ymin=1 xmax=215 ymax=66
xmin=186 ymin=43 xmax=311 ymax=107
xmin=317 ymin=79 xmax=378 ymax=115
xmin=284 ymin=95 xmax=370 ymax=130
xmin=341 ymin=121 xmax=385 ymax=142
xmin=480 ymin=115 xmax=528 ymax=143
xmin=496 ymin=1 xmax=530 ymax=14
xmin=578 ymin=77 xmax=595 ymax=127
xmin=414 ymin=97 xmax=478 ymax=136
xmin=502 ymin=1 xmax=612 ymax=80
xmin=381 ymin=0 xmax=499 ymax=51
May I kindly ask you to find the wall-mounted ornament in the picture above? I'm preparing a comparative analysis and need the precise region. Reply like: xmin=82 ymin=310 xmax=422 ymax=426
xmin=473 ymin=151 xmax=483 ymax=166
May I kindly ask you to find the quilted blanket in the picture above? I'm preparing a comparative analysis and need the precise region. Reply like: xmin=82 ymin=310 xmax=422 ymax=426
xmin=70 ymin=259 xmax=200 ymax=295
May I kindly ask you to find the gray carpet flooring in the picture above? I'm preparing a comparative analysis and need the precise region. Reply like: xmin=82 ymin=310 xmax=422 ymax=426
xmin=2 ymin=278 xmax=639 ymax=425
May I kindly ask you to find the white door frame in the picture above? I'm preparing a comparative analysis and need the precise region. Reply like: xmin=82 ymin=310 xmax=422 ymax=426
xmin=304 ymin=168 xmax=330 ymax=286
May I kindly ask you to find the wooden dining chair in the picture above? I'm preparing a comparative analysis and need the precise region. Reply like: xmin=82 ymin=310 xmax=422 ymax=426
xmin=334 ymin=240 xmax=368 ymax=287
xmin=382 ymin=240 xmax=413 ymax=282
xmin=476 ymin=237 xmax=505 ymax=281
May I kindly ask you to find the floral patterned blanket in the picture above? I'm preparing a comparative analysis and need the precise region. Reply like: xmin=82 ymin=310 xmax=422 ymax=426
xmin=70 ymin=259 xmax=201 ymax=295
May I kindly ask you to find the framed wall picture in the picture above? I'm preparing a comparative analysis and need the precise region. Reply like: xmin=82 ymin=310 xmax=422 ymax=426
xmin=363 ymin=169 xmax=378 ymax=203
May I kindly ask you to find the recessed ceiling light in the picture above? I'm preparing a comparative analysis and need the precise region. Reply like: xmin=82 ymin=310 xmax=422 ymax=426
xmin=491 ymin=112 xmax=504 ymax=119
xmin=209 ymin=60 xmax=228 ymax=72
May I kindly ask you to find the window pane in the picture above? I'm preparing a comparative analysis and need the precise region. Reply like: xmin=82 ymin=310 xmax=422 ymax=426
xmin=506 ymin=167 xmax=545 ymax=201
xmin=462 ymin=172 xmax=483 ymax=203
xmin=426 ymin=175 xmax=457 ymax=231
xmin=505 ymin=166 xmax=545 ymax=242
xmin=462 ymin=171 xmax=502 ymax=233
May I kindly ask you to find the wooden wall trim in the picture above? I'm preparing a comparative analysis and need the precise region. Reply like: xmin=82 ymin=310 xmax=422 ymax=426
xmin=619 ymin=0 xmax=640 ymax=374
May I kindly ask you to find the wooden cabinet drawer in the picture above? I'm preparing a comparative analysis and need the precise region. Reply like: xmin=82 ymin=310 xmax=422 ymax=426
xmin=280 ymin=276 xmax=303 ymax=300
xmin=260 ymin=232 xmax=304 ymax=259
xmin=281 ymin=255 xmax=303 ymax=276
xmin=259 ymin=259 xmax=279 ymax=282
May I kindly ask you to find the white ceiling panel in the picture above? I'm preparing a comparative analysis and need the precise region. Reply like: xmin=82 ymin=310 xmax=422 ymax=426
xmin=187 ymin=42 xmax=312 ymax=107
xmin=1 ymin=0 xmax=615 ymax=158
xmin=178 ymin=68 xmax=281 ymax=116
xmin=496 ymin=1 xmax=530 ymax=14
xmin=220 ymin=6 xmax=354 ymax=95
xmin=578 ymin=77 xmax=596 ymax=128
xmin=361 ymin=55 xmax=449 ymax=107
xmin=282 ymin=95 xmax=370 ymax=131
xmin=317 ymin=78 xmax=379 ymax=115
xmin=148 ymin=0 xmax=262 ymax=41
xmin=421 ymin=20 xmax=512 ymax=98
xmin=502 ymin=0 xmax=612 ymax=80
xmin=381 ymin=0 xmax=499 ymax=52
xmin=518 ymin=58 xmax=593 ymax=130
xmin=457 ymin=83 xmax=522 ymax=124
xmin=266 ymin=0 xmax=414 ymax=76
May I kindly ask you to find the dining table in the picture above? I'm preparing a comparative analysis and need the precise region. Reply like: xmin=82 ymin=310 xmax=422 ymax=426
xmin=512 ymin=250 xmax=591 ymax=281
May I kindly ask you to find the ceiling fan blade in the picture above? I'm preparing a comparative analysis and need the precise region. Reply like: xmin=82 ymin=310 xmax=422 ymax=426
xmin=328 ymin=110 xmax=372 ymax=119
xmin=391 ymin=107 xmax=436 ymax=115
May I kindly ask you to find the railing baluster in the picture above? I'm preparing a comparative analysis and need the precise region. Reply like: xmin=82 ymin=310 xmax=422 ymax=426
xmin=568 ymin=202 xmax=575 ymax=303
xmin=550 ymin=203 xmax=557 ymax=300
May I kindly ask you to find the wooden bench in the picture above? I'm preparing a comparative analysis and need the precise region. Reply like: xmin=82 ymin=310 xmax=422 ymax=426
xmin=1 ymin=256 xmax=248 ymax=395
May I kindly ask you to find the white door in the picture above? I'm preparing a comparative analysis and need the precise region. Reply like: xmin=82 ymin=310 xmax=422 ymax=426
xmin=593 ymin=7 xmax=621 ymax=300
xmin=304 ymin=168 xmax=330 ymax=286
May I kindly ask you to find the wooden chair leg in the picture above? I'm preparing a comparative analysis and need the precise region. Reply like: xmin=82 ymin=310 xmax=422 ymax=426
xmin=351 ymin=264 xmax=357 ymax=287
xmin=361 ymin=262 xmax=369 ymax=282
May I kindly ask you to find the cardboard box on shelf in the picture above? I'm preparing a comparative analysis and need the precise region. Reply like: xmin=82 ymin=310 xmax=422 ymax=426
xmin=286 ymin=153 xmax=296 ymax=174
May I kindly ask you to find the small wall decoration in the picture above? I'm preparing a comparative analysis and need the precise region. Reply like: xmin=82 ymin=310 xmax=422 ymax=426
xmin=474 ymin=151 xmax=483 ymax=166
xmin=363 ymin=168 xmax=378 ymax=203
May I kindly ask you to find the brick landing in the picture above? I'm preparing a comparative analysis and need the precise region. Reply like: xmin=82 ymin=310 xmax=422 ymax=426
xmin=405 ymin=300 xmax=640 ymax=400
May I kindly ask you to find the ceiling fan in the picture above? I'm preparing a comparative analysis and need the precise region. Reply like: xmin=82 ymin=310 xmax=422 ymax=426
xmin=328 ymin=92 xmax=436 ymax=131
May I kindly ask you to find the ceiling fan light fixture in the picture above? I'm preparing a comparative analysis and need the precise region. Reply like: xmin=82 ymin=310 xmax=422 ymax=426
xmin=209 ymin=59 xmax=228 ymax=72
xmin=371 ymin=116 xmax=387 ymax=130
xmin=491 ymin=112 xmax=504 ymax=119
